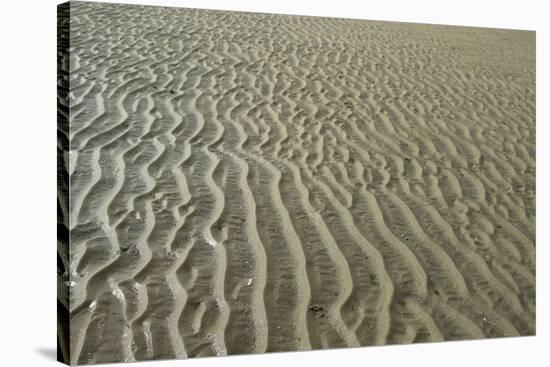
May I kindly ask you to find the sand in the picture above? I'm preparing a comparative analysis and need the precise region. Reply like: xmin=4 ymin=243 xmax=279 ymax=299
xmin=57 ymin=1 xmax=535 ymax=365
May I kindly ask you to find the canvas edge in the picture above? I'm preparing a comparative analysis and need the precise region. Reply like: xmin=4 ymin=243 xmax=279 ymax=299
xmin=58 ymin=1 xmax=71 ymax=365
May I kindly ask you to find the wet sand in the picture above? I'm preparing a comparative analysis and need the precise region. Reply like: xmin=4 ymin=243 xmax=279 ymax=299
xmin=57 ymin=1 xmax=535 ymax=364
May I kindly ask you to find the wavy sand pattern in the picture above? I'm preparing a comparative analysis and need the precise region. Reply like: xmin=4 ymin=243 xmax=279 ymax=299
xmin=57 ymin=1 xmax=535 ymax=364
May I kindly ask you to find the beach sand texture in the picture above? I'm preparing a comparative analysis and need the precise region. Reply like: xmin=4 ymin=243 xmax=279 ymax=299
xmin=57 ymin=1 xmax=535 ymax=364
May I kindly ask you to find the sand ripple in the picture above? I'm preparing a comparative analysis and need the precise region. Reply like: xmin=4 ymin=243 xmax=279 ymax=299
xmin=57 ymin=2 xmax=535 ymax=364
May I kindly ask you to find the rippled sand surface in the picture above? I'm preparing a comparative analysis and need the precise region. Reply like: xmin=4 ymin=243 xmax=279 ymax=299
xmin=57 ymin=1 xmax=535 ymax=364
